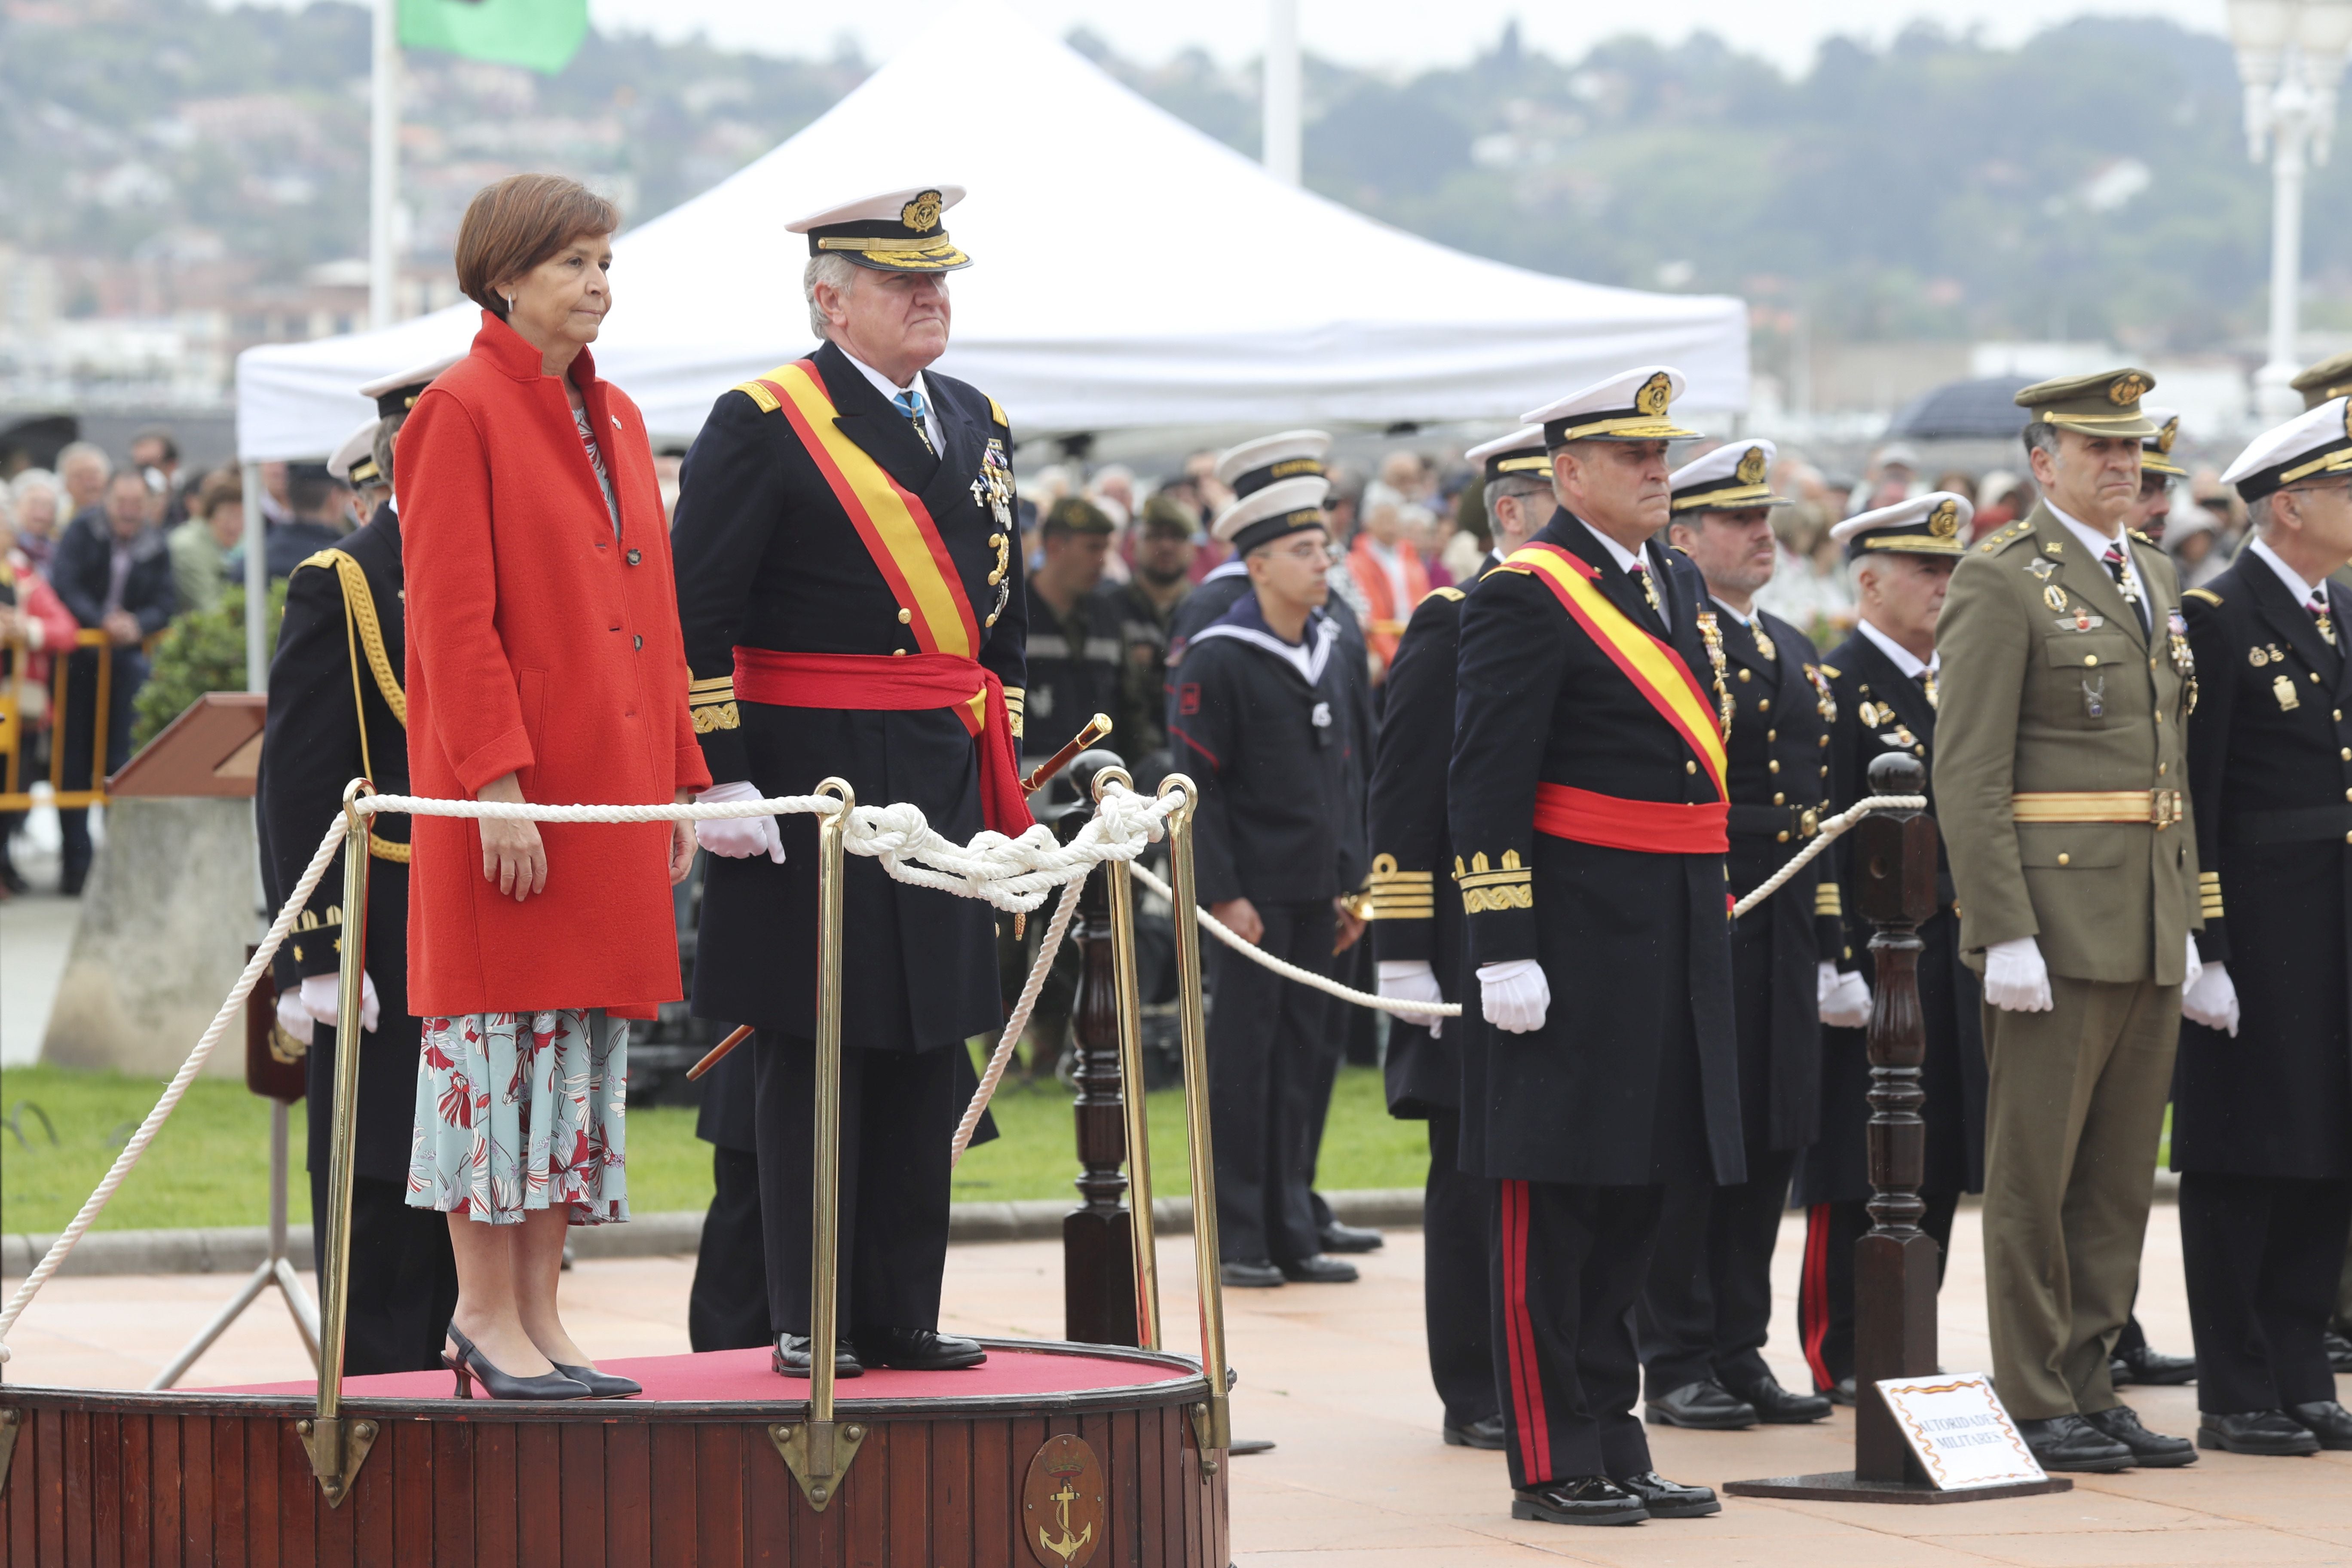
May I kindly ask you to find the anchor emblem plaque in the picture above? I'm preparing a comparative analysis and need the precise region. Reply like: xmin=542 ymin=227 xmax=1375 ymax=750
xmin=1023 ymin=1433 xmax=1106 ymax=1567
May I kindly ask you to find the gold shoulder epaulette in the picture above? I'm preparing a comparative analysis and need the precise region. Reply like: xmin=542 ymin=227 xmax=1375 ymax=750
xmin=1820 ymin=663 xmax=1841 ymax=679
xmin=732 ymin=364 xmax=799 ymax=414
xmin=2183 ymin=587 xmax=2222 ymax=606
xmin=1977 ymin=522 xmax=2036 ymax=555
xmin=987 ymin=395 xmax=1009 ymax=428
xmin=2128 ymin=528 xmax=2153 ymax=545
xmin=1418 ymin=585 xmax=1466 ymax=607
xmin=295 ymin=547 xmax=341 ymax=573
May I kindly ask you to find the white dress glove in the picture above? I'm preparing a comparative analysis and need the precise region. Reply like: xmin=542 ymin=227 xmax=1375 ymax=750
xmin=274 ymin=989 xmax=315 ymax=1046
xmin=1817 ymin=961 xmax=1873 ymax=1028
xmin=1477 ymin=959 xmax=1550 ymax=1035
xmin=2181 ymin=931 xmax=2203 ymax=997
xmin=1982 ymin=935 xmax=2054 ymax=1013
xmin=695 ymin=780 xmax=784 ymax=863
xmin=2181 ymin=959 xmax=2239 ymax=1036
xmin=1377 ymin=959 xmax=1445 ymax=1038
xmin=300 ymin=970 xmax=380 ymax=1033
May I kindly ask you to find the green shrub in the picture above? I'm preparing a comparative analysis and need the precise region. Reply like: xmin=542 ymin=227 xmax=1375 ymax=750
xmin=132 ymin=581 xmax=286 ymax=750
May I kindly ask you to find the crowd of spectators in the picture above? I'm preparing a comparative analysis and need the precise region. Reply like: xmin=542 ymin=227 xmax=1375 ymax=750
xmin=0 ymin=426 xmax=375 ymax=897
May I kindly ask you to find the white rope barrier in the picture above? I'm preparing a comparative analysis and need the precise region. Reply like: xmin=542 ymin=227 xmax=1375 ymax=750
xmin=953 ymin=876 xmax=1087 ymax=1166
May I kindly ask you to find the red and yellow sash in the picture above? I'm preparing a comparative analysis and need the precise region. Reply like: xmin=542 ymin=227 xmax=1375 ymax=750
xmin=751 ymin=359 xmax=987 ymax=735
xmin=1505 ymin=542 xmax=1728 ymax=802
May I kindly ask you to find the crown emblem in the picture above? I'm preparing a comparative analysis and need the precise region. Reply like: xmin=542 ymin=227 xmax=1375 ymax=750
xmin=2156 ymin=416 xmax=2178 ymax=454
xmin=1928 ymin=499 xmax=1960 ymax=538
xmin=900 ymin=189 xmax=943 ymax=233
xmin=1635 ymin=372 xmax=1672 ymax=417
xmin=1736 ymin=446 xmax=1767 ymax=484
xmin=2109 ymin=373 xmax=2148 ymax=406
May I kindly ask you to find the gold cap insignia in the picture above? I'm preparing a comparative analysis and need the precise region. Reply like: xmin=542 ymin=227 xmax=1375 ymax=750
xmin=2109 ymin=372 xmax=2149 ymax=406
xmin=2156 ymin=416 xmax=2178 ymax=454
xmin=900 ymin=189 xmax=943 ymax=233
xmin=1636 ymin=372 xmax=1672 ymax=417
xmin=1929 ymin=498 xmax=1960 ymax=538
xmin=1736 ymin=446 xmax=1767 ymax=484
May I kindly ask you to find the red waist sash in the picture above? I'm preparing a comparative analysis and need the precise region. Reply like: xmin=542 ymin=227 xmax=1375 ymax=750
xmin=732 ymin=647 xmax=1034 ymax=838
xmin=1533 ymin=781 xmax=1729 ymax=856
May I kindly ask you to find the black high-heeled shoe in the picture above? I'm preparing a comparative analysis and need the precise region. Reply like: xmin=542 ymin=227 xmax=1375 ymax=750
xmin=444 ymin=1325 xmax=592 ymax=1401
xmin=551 ymin=1361 xmax=642 ymax=1399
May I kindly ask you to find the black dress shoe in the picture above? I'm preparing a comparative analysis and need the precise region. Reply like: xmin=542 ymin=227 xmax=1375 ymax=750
xmin=2288 ymin=1400 xmax=2352 ymax=1450
xmin=1645 ymin=1379 xmax=1758 ymax=1430
xmin=2111 ymin=1344 xmax=2196 ymax=1386
xmin=1818 ymin=1375 xmax=1856 ymax=1406
xmin=1221 ymin=1259 xmax=1285 ymax=1288
xmin=1442 ymin=1412 xmax=1507 ymax=1449
xmin=1229 ymin=1437 xmax=1277 ymax=1455
xmin=2323 ymin=1331 xmax=2352 ymax=1375
xmin=1509 ymin=1475 xmax=1648 ymax=1526
xmin=1724 ymin=1372 xmax=1832 ymax=1424
xmin=1317 ymin=1220 xmax=1384 ymax=1254
xmin=773 ymin=1334 xmax=863 ymax=1379
xmin=857 ymin=1327 xmax=986 ymax=1370
xmin=2082 ymin=1405 xmax=2195 ymax=1467
xmin=2015 ymin=1414 xmax=2134 ymax=1472
xmin=1614 ymin=1471 xmax=1720 ymax=1519
xmin=1278 ymin=1253 xmax=1359 ymax=1283
xmin=2197 ymin=1409 xmax=2320 ymax=1456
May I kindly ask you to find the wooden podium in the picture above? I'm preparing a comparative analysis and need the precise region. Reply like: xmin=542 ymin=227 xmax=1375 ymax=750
xmin=105 ymin=690 xmax=267 ymax=798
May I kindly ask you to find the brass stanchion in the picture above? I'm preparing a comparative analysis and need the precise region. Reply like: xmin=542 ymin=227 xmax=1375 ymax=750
xmin=1094 ymin=768 xmax=1162 ymax=1350
xmin=772 ymin=778 xmax=867 ymax=1510
xmin=298 ymin=779 xmax=380 ymax=1507
xmin=1159 ymin=774 xmax=1230 ymax=1469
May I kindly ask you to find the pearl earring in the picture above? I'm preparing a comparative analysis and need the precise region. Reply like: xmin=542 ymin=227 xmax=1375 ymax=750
xmin=503 ymin=293 xmax=515 ymax=314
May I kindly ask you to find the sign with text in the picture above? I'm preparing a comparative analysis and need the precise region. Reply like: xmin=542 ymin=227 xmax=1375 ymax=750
xmin=1875 ymin=1373 xmax=2048 ymax=1490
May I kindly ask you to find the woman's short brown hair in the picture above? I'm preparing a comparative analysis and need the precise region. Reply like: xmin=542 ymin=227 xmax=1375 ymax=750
xmin=454 ymin=174 xmax=620 ymax=318
xmin=194 ymin=468 xmax=243 ymax=518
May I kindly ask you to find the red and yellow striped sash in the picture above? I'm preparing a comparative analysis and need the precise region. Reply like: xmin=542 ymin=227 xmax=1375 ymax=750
xmin=1505 ymin=542 xmax=1728 ymax=802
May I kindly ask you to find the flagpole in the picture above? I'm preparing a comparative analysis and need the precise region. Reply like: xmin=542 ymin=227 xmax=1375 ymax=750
xmin=369 ymin=0 xmax=398 ymax=330
xmin=1263 ymin=0 xmax=1301 ymax=186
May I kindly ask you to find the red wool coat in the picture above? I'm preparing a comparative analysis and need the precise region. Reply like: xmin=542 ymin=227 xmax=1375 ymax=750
xmin=399 ymin=313 xmax=711 ymax=1018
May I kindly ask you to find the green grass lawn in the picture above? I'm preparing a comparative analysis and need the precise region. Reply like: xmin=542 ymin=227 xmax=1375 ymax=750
xmin=0 ymin=1059 xmax=1426 ymax=1235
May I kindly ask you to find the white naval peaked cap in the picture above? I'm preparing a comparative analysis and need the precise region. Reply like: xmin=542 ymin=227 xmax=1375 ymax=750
xmin=358 ymin=352 xmax=463 ymax=416
xmin=1464 ymin=426 xmax=1550 ymax=481
xmin=1212 ymin=474 xmax=1330 ymax=554
xmin=2220 ymin=396 xmax=2352 ymax=503
xmin=787 ymin=184 xmax=971 ymax=273
xmin=328 ymin=418 xmax=383 ymax=485
xmin=1520 ymin=366 xmax=1699 ymax=446
xmin=1215 ymin=430 xmax=1331 ymax=496
xmin=1829 ymin=490 xmax=1972 ymax=558
xmin=2140 ymin=404 xmax=2186 ymax=478
xmin=1669 ymin=438 xmax=1788 ymax=512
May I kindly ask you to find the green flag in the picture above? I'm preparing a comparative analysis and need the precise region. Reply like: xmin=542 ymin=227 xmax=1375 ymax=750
xmin=398 ymin=0 xmax=588 ymax=75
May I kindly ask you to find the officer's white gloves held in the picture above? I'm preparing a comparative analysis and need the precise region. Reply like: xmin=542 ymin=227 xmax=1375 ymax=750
xmin=1817 ymin=962 xmax=1874 ymax=1028
xmin=275 ymin=989 xmax=315 ymax=1045
xmin=1983 ymin=935 xmax=2054 ymax=1013
xmin=298 ymin=970 xmax=380 ymax=1033
xmin=2180 ymin=932 xmax=2203 ymax=998
xmin=695 ymin=780 xmax=785 ymax=863
xmin=1477 ymin=959 xmax=1550 ymax=1035
xmin=1377 ymin=960 xmax=1446 ymax=1038
xmin=2181 ymin=959 xmax=2240 ymax=1037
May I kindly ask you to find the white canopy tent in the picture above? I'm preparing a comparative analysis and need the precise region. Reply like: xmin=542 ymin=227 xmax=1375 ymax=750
xmin=234 ymin=0 xmax=1748 ymax=461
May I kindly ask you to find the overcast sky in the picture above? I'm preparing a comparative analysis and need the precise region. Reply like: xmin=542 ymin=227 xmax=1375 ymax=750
xmin=582 ymin=0 xmax=2231 ymax=74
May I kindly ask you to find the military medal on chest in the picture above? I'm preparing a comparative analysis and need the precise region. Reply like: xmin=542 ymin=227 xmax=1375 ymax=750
xmin=2165 ymin=606 xmax=2197 ymax=714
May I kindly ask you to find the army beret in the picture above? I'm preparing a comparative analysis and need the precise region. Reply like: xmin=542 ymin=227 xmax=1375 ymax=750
xmin=1043 ymin=496 xmax=1115 ymax=535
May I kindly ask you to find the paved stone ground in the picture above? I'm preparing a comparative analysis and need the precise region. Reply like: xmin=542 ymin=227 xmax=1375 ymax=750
xmin=6 ymin=1206 xmax=2349 ymax=1564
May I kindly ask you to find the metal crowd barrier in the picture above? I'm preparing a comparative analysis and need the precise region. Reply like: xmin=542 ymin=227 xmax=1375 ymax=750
xmin=0 ymin=627 xmax=133 ymax=814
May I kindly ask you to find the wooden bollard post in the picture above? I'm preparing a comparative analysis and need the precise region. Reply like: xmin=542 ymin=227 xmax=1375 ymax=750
xmin=1060 ymin=750 xmax=1140 ymax=1346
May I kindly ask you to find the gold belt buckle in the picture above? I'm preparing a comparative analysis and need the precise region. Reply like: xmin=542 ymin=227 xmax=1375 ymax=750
xmin=1798 ymin=807 xmax=1819 ymax=839
xmin=2150 ymin=788 xmax=2177 ymax=829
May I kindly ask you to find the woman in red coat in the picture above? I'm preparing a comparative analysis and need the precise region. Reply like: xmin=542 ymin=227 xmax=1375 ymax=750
xmin=398 ymin=174 xmax=710 ymax=1400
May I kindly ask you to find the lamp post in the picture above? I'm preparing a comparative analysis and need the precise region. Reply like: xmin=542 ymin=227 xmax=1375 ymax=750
xmin=2230 ymin=0 xmax=2352 ymax=420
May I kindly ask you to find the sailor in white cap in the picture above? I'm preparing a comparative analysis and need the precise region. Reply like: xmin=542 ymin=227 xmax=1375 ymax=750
xmin=2169 ymin=397 xmax=2352 ymax=1456
xmin=1449 ymin=365 xmax=1731 ymax=1524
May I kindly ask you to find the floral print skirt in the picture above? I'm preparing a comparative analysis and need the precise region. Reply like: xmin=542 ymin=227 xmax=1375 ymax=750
xmin=406 ymin=1009 xmax=629 ymax=1226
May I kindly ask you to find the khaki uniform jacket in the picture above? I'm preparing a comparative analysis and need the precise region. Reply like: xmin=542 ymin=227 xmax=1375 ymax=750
xmin=1933 ymin=502 xmax=2199 ymax=984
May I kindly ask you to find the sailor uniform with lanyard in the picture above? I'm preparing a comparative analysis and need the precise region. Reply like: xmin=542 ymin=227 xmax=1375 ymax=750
xmin=1792 ymin=491 xmax=1990 ymax=1401
xmin=669 ymin=185 xmax=1026 ymax=1367
xmin=2171 ymin=400 xmax=2352 ymax=1448
xmin=1637 ymin=438 xmax=1841 ymax=1428
xmin=1449 ymin=368 xmax=1743 ymax=1514
xmin=255 ymin=356 xmax=459 ymax=1376
xmin=1166 ymin=477 xmax=1369 ymax=1278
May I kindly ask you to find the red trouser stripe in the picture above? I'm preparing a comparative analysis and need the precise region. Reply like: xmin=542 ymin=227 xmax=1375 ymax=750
xmin=1498 ymin=1179 xmax=1552 ymax=1481
xmin=1799 ymin=1203 xmax=1834 ymax=1394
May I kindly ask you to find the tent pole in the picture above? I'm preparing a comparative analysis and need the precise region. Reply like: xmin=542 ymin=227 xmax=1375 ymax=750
xmin=1263 ymin=0 xmax=1300 ymax=186
xmin=369 ymin=0 xmax=399 ymax=330
xmin=243 ymin=462 xmax=267 ymax=692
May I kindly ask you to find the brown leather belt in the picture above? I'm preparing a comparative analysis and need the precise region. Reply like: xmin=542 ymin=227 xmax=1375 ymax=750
xmin=2011 ymin=789 xmax=2183 ymax=829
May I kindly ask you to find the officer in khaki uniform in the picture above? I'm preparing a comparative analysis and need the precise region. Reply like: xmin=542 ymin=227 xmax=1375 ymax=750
xmin=1935 ymin=369 xmax=2203 ymax=1473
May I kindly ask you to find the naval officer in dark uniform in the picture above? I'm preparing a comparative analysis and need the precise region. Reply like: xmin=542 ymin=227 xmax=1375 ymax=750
xmin=1792 ymin=491 xmax=1989 ymax=1403
xmin=2171 ymin=398 xmax=2352 ymax=1456
xmin=257 ymin=355 xmax=460 ymax=1375
xmin=1638 ymin=438 xmax=1838 ymax=1430
xmin=1166 ymin=473 xmax=1369 ymax=1288
xmin=671 ymin=185 xmax=1026 ymax=1378
xmin=1451 ymin=367 xmax=1739 ymax=1527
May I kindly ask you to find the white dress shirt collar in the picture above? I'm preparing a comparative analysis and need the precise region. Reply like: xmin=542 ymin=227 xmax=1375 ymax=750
xmin=837 ymin=344 xmax=936 ymax=431
xmin=2046 ymin=499 xmax=2146 ymax=607
xmin=2246 ymin=535 xmax=2325 ymax=608
xmin=1858 ymin=616 xmax=1938 ymax=680
xmin=1580 ymin=519 xmax=1670 ymax=630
